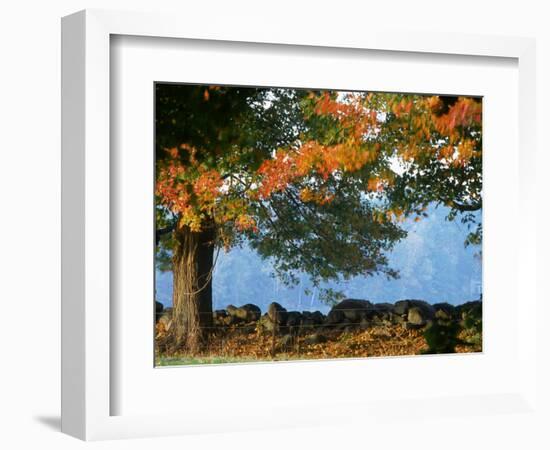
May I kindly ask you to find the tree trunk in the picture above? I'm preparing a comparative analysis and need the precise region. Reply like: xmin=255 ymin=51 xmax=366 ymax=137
xmin=171 ymin=221 xmax=215 ymax=353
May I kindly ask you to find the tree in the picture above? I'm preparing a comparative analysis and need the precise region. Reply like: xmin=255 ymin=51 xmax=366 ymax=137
xmin=156 ymin=85 xmax=320 ymax=350
xmin=298 ymin=92 xmax=482 ymax=245
xmin=155 ymin=85 xmax=482 ymax=352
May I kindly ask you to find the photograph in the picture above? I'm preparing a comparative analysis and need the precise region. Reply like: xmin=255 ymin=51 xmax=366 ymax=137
xmin=154 ymin=83 xmax=483 ymax=366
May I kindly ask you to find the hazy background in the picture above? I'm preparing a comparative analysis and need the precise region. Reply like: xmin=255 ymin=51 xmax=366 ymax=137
xmin=156 ymin=205 xmax=482 ymax=313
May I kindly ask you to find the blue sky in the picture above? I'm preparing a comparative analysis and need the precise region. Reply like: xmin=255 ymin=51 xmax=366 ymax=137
xmin=156 ymin=204 xmax=482 ymax=313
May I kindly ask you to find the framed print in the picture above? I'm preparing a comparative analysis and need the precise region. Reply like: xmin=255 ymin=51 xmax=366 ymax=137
xmin=152 ymin=83 xmax=483 ymax=367
xmin=61 ymin=9 xmax=539 ymax=441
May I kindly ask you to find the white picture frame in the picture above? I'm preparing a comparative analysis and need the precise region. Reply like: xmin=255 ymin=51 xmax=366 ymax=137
xmin=61 ymin=9 xmax=538 ymax=441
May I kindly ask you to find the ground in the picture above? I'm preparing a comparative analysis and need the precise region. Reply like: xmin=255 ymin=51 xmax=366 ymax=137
xmin=155 ymin=321 xmax=482 ymax=366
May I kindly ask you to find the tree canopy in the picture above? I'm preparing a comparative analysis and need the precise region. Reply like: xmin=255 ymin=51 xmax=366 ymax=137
xmin=155 ymin=85 xmax=482 ymax=298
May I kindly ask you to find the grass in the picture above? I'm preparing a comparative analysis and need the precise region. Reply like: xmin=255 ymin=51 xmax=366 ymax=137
xmin=156 ymin=352 xmax=330 ymax=366
xmin=156 ymin=355 xmax=261 ymax=366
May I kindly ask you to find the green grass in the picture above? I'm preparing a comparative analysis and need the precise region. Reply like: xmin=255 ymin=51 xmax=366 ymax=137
xmin=156 ymin=355 xmax=261 ymax=366
xmin=155 ymin=352 xmax=325 ymax=366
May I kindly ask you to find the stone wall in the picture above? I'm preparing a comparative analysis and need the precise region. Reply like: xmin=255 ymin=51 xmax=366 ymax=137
xmin=156 ymin=298 xmax=482 ymax=336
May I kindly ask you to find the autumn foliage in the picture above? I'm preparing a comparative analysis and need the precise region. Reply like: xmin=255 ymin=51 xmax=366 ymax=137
xmin=156 ymin=89 xmax=482 ymax=243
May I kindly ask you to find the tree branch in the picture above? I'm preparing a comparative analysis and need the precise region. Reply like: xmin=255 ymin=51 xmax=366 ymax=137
xmin=449 ymin=200 xmax=482 ymax=212
xmin=156 ymin=223 xmax=176 ymax=246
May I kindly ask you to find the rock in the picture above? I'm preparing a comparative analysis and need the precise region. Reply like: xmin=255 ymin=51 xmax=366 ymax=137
xmin=393 ymin=301 xmax=409 ymax=316
xmin=233 ymin=308 xmax=248 ymax=321
xmin=234 ymin=304 xmax=261 ymax=322
xmin=226 ymin=304 xmax=238 ymax=318
xmin=212 ymin=309 xmax=228 ymax=326
xmin=258 ymin=314 xmax=275 ymax=333
xmin=245 ymin=304 xmax=262 ymax=321
xmin=213 ymin=309 xmax=227 ymax=319
xmin=222 ymin=315 xmax=234 ymax=326
xmin=407 ymin=306 xmax=428 ymax=326
xmin=302 ymin=311 xmax=325 ymax=330
xmin=301 ymin=311 xmax=314 ymax=326
xmin=456 ymin=301 xmax=482 ymax=331
xmin=393 ymin=300 xmax=435 ymax=320
xmin=456 ymin=300 xmax=482 ymax=318
xmin=267 ymin=302 xmax=288 ymax=324
xmin=335 ymin=318 xmax=353 ymax=331
xmin=328 ymin=299 xmax=373 ymax=323
xmin=286 ymin=311 xmax=303 ymax=328
xmin=375 ymin=302 xmax=394 ymax=310
xmin=305 ymin=333 xmax=327 ymax=345
xmin=326 ymin=308 xmax=346 ymax=324
xmin=225 ymin=304 xmax=261 ymax=323
xmin=370 ymin=303 xmax=394 ymax=322
xmin=311 ymin=311 xmax=325 ymax=324
xmin=155 ymin=301 xmax=164 ymax=317
xmin=392 ymin=314 xmax=406 ymax=324
xmin=373 ymin=302 xmax=392 ymax=314
xmin=432 ymin=303 xmax=456 ymax=321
